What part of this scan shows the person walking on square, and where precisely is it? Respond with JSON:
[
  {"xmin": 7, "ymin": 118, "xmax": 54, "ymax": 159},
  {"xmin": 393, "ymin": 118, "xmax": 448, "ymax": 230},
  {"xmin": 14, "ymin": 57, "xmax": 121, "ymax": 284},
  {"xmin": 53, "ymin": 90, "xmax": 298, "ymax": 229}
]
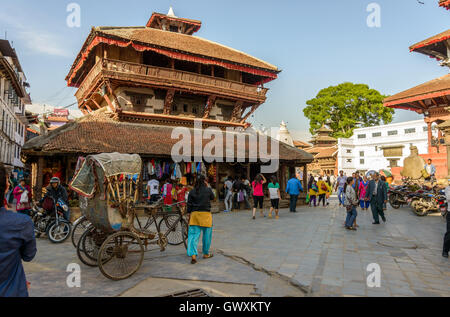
[
  {"xmin": 309, "ymin": 179, "xmax": 318, "ymax": 207},
  {"xmin": 344, "ymin": 177, "xmax": 358, "ymax": 231},
  {"xmin": 365, "ymin": 172, "xmax": 387, "ymax": 224},
  {"xmin": 223, "ymin": 177, "xmax": 233, "ymax": 212},
  {"xmin": 286, "ymin": 174, "xmax": 303, "ymax": 212},
  {"xmin": 186, "ymin": 175, "xmax": 215, "ymax": 264},
  {"xmin": 358, "ymin": 175, "xmax": 370, "ymax": 210},
  {"xmin": 0, "ymin": 163, "xmax": 37, "ymax": 297},
  {"xmin": 317, "ymin": 177, "xmax": 329, "ymax": 207},
  {"xmin": 443, "ymin": 180, "xmax": 450, "ymax": 258},
  {"xmin": 335, "ymin": 170, "xmax": 347, "ymax": 206},
  {"xmin": 241, "ymin": 176, "xmax": 251, "ymax": 209},
  {"xmin": 13, "ymin": 179, "xmax": 32, "ymax": 216},
  {"xmin": 268, "ymin": 175, "xmax": 281, "ymax": 219},
  {"xmin": 252, "ymin": 174, "xmax": 266, "ymax": 219},
  {"xmin": 380, "ymin": 175, "xmax": 389, "ymax": 211}
]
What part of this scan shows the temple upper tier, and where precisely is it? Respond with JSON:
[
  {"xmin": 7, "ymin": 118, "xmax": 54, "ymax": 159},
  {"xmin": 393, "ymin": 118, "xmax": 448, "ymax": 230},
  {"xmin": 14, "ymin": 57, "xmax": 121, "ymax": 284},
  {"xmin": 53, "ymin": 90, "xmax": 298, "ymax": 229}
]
[{"xmin": 65, "ymin": 9, "xmax": 280, "ymax": 127}]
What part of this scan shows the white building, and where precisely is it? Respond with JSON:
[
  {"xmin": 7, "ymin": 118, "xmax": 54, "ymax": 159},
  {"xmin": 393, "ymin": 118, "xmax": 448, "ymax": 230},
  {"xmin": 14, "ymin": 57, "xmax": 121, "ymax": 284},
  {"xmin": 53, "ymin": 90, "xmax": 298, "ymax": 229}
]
[
  {"xmin": 337, "ymin": 120, "xmax": 437, "ymax": 175},
  {"xmin": 0, "ymin": 40, "xmax": 30, "ymax": 171}
]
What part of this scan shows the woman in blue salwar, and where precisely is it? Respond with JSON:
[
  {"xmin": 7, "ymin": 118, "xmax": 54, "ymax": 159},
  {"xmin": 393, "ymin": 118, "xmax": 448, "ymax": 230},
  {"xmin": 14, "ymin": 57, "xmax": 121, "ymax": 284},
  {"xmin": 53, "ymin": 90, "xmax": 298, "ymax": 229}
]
[
  {"xmin": 186, "ymin": 175, "xmax": 215, "ymax": 264},
  {"xmin": 0, "ymin": 163, "xmax": 37, "ymax": 297}
]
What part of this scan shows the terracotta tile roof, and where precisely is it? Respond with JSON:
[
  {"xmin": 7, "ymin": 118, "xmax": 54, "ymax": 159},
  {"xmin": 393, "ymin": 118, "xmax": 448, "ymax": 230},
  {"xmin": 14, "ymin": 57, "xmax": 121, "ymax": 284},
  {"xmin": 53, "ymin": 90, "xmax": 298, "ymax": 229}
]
[
  {"xmin": 439, "ymin": 0, "xmax": 450, "ymax": 9},
  {"xmin": 409, "ymin": 29, "xmax": 450, "ymax": 52},
  {"xmin": 46, "ymin": 116, "xmax": 70, "ymax": 123},
  {"xmin": 67, "ymin": 26, "xmax": 280, "ymax": 85},
  {"xmin": 99, "ymin": 27, "xmax": 279, "ymax": 71},
  {"xmin": 384, "ymin": 74, "xmax": 450, "ymax": 110},
  {"xmin": 293, "ymin": 140, "xmax": 311, "ymax": 147},
  {"xmin": 23, "ymin": 108, "xmax": 313, "ymax": 163},
  {"xmin": 305, "ymin": 146, "xmax": 338, "ymax": 159}
]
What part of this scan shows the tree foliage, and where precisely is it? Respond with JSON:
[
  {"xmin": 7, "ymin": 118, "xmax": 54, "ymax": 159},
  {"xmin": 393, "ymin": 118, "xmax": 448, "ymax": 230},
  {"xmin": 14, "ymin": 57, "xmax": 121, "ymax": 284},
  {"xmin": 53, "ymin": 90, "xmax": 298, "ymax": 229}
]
[{"xmin": 303, "ymin": 83, "xmax": 394, "ymax": 138}]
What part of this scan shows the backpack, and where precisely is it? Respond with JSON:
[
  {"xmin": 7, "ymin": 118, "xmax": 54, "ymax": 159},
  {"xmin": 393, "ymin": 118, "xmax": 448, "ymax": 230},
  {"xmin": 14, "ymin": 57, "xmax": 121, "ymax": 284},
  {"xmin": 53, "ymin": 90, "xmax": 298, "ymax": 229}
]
[{"xmin": 321, "ymin": 182, "xmax": 328, "ymax": 192}]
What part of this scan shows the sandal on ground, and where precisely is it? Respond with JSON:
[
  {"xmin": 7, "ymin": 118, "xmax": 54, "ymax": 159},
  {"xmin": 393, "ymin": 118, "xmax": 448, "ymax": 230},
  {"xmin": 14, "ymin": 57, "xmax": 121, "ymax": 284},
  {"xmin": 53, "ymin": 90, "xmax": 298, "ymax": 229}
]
[
  {"xmin": 191, "ymin": 258, "xmax": 197, "ymax": 264},
  {"xmin": 203, "ymin": 254, "xmax": 214, "ymax": 259}
]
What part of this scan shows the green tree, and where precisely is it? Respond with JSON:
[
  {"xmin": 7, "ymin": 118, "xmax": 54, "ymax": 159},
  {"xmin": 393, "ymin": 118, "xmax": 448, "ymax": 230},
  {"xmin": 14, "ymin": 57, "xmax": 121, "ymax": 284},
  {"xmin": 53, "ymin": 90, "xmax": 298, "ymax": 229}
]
[{"xmin": 303, "ymin": 82, "xmax": 394, "ymax": 138}]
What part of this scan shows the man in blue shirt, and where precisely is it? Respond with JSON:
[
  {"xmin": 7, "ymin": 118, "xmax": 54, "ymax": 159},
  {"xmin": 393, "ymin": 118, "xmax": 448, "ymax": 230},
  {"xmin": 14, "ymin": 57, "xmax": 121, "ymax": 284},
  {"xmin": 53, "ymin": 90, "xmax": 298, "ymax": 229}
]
[
  {"xmin": 286, "ymin": 174, "xmax": 303, "ymax": 213},
  {"xmin": 0, "ymin": 163, "xmax": 37, "ymax": 297}
]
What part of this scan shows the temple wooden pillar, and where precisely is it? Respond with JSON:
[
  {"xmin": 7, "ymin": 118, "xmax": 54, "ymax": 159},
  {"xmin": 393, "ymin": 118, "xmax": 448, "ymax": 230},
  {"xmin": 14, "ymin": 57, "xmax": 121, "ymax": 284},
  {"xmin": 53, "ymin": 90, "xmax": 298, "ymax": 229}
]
[
  {"xmin": 36, "ymin": 156, "xmax": 44, "ymax": 201},
  {"xmin": 303, "ymin": 164, "xmax": 308, "ymax": 191},
  {"xmin": 427, "ymin": 121, "xmax": 433, "ymax": 152}
]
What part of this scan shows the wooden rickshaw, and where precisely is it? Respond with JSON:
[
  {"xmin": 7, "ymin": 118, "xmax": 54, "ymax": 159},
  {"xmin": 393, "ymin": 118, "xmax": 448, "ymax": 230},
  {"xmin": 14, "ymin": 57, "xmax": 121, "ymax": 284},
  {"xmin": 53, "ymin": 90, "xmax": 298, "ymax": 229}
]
[{"xmin": 69, "ymin": 153, "xmax": 188, "ymax": 280}]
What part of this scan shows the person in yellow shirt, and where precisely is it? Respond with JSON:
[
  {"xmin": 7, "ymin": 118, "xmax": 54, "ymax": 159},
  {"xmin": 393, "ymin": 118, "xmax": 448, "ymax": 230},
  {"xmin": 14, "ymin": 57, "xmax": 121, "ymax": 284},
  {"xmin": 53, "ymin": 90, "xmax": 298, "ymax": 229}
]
[
  {"xmin": 317, "ymin": 177, "xmax": 331, "ymax": 207},
  {"xmin": 309, "ymin": 180, "xmax": 318, "ymax": 207}
]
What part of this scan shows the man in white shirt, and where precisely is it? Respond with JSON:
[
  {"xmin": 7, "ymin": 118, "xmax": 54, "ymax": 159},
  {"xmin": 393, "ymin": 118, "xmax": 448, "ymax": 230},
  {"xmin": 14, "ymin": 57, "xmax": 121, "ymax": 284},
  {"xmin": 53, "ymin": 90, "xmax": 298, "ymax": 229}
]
[
  {"xmin": 224, "ymin": 177, "xmax": 234, "ymax": 212},
  {"xmin": 147, "ymin": 177, "xmax": 160, "ymax": 203}
]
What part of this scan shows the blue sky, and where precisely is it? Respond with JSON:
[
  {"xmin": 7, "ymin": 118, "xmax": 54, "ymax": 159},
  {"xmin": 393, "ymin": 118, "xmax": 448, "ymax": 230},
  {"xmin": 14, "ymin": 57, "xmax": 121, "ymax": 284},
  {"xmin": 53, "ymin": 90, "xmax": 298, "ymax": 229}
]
[{"xmin": 0, "ymin": 0, "xmax": 448, "ymax": 137}]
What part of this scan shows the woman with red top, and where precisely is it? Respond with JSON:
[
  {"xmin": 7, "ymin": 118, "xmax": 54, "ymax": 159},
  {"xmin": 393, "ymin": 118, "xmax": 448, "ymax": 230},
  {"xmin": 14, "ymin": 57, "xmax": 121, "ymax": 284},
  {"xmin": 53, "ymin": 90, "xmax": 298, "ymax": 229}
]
[
  {"xmin": 12, "ymin": 179, "xmax": 32, "ymax": 216},
  {"xmin": 161, "ymin": 179, "xmax": 173, "ymax": 206},
  {"xmin": 251, "ymin": 174, "xmax": 267, "ymax": 220}
]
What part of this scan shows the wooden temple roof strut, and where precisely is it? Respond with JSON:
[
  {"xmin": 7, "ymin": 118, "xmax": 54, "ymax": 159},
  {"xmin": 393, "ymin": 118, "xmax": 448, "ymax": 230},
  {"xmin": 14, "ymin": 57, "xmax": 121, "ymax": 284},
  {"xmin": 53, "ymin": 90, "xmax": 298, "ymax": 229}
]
[
  {"xmin": 203, "ymin": 95, "xmax": 217, "ymax": 119},
  {"xmin": 230, "ymin": 100, "xmax": 244, "ymax": 123},
  {"xmin": 240, "ymin": 104, "xmax": 258, "ymax": 124},
  {"xmin": 164, "ymin": 89, "xmax": 175, "ymax": 115}
]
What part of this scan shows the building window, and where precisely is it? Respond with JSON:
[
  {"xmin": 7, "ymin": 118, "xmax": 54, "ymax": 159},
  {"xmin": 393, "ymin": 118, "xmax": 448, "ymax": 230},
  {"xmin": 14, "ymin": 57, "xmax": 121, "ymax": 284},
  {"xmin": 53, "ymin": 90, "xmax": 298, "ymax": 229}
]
[
  {"xmin": 360, "ymin": 159, "xmax": 365, "ymax": 164},
  {"xmin": 357, "ymin": 134, "xmax": 366, "ymax": 139},
  {"xmin": 346, "ymin": 159, "xmax": 352, "ymax": 163},
  {"xmin": 360, "ymin": 151, "xmax": 364, "ymax": 157},
  {"xmin": 172, "ymin": 104, "xmax": 178, "ymax": 112},
  {"xmin": 423, "ymin": 126, "xmax": 428, "ymax": 132},
  {"xmin": 388, "ymin": 130, "xmax": 398, "ymax": 136},
  {"xmin": 346, "ymin": 149, "xmax": 352, "ymax": 154},
  {"xmin": 192, "ymin": 106, "xmax": 198, "ymax": 114},
  {"xmin": 372, "ymin": 132, "xmax": 381, "ymax": 137},
  {"xmin": 405, "ymin": 128, "xmax": 416, "ymax": 134},
  {"xmin": 183, "ymin": 104, "xmax": 188, "ymax": 112}
]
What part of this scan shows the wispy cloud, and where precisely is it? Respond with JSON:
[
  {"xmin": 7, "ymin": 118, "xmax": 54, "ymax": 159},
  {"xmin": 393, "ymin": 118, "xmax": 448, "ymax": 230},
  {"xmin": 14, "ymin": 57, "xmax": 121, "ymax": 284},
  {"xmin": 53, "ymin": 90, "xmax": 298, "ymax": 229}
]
[
  {"xmin": 0, "ymin": 11, "xmax": 71, "ymax": 57},
  {"xmin": 16, "ymin": 30, "xmax": 71, "ymax": 57}
]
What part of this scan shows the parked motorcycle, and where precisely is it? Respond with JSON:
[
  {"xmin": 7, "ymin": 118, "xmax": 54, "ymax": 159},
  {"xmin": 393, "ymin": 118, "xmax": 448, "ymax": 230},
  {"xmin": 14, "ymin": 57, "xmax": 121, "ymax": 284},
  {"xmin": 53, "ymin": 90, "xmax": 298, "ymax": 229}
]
[
  {"xmin": 31, "ymin": 197, "xmax": 72, "ymax": 243},
  {"xmin": 408, "ymin": 189, "xmax": 445, "ymax": 217},
  {"xmin": 388, "ymin": 185, "xmax": 410, "ymax": 209}
]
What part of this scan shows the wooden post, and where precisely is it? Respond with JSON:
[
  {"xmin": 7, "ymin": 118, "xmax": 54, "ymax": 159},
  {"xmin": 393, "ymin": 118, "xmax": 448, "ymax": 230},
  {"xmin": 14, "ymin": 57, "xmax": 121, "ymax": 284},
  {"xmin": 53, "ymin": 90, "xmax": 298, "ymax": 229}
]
[
  {"xmin": 36, "ymin": 156, "xmax": 44, "ymax": 201},
  {"xmin": 303, "ymin": 164, "xmax": 308, "ymax": 192},
  {"xmin": 215, "ymin": 162, "xmax": 220, "ymax": 202}
]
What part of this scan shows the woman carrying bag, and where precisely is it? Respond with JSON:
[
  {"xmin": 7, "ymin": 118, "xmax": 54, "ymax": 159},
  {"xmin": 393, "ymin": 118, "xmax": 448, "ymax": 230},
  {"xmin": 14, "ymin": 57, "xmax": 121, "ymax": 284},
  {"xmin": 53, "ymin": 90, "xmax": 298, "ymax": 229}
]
[{"xmin": 13, "ymin": 179, "xmax": 32, "ymax": 216}]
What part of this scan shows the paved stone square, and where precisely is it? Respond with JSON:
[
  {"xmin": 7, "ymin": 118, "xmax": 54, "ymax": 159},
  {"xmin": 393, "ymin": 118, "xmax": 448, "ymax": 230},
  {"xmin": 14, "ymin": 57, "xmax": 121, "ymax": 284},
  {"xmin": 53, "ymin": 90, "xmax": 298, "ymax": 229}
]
[{"xmin": 23, "ymin": 198, "xmax": 450, "ymax": 297}]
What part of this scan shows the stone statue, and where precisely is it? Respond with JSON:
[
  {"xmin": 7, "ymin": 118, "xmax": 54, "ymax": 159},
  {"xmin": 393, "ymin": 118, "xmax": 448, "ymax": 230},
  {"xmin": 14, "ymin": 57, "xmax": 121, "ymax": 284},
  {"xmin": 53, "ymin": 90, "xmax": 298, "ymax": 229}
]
[{"xmin": 400, "ymin": 146, "xmax": 425, "ymax": 180}]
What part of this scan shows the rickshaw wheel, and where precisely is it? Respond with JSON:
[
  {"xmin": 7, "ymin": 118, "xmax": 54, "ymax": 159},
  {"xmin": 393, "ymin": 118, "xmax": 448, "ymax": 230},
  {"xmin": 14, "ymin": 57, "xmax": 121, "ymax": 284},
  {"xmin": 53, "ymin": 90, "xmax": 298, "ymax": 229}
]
[
  {"xmin": 158, "ymin": 216, "xmax": 188, "ymax": 247},
  {"xmin": 72, "ymin": 216, "xmax": 91, "ymax": 248},
  {"xmin": 76, "ymin": 226, "xmax": 99, "ymax": 267},
  {"xmin": 98, "ymin": 231, "xmax": 144, "ymax": 281}
]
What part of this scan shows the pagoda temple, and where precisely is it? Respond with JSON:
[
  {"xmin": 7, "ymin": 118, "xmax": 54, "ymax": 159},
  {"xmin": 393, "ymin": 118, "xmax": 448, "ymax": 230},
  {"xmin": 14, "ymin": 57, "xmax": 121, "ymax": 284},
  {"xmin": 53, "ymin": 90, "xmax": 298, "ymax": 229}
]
[
  {"xmin": 304, "ymin": 125, "xmax": 338, "ymax": 176},
  {"xmin": 23, "ymin": 8, "xmax": 313, "ymax": 207},
  {"xmin": 383, "ymin": 1, "xmax": 449, "ymax": 179}
]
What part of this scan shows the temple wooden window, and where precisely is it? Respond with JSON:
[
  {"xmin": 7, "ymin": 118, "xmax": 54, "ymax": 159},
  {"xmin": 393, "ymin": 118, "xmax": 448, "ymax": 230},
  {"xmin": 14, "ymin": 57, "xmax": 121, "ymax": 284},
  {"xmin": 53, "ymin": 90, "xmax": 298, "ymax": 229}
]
[
  {"xmin": 172, "ymin": 104, "xmax": 178, "ymax": 112},
  {"xmin": 214, "ymin": 66, "xmax": 225, "ymax": 79},
  {"xmin": 360, "ymin": 151, "xmax": 364, "ymax": 157},
  {"xmin": 242, "ymin": 72, "xmax": 263, "ymax": 85},
  {"xmin": 169, "ymin": 25, "xmax": 179, "ymax": 33},
  {"xmin": 143, "ymin": 51, "xmax": 170, "ymax": 68},
  {"xmin": 192, "ymin": 105, "xmax": 199, "ymax": 114},
  {"xmin": 346, "ymin": 149, "xmax": 352, "ymax": 154},
  {"xmin": 174, "ymin": 60, "xmax": 198, "ymax": 73},
  {"xmin": 183, "ymin": 104, "xmax": 188, "ymax": 112},
  {"xmin": 201, "ymin": 65, "xmax": 212, "ymax": 76}
]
